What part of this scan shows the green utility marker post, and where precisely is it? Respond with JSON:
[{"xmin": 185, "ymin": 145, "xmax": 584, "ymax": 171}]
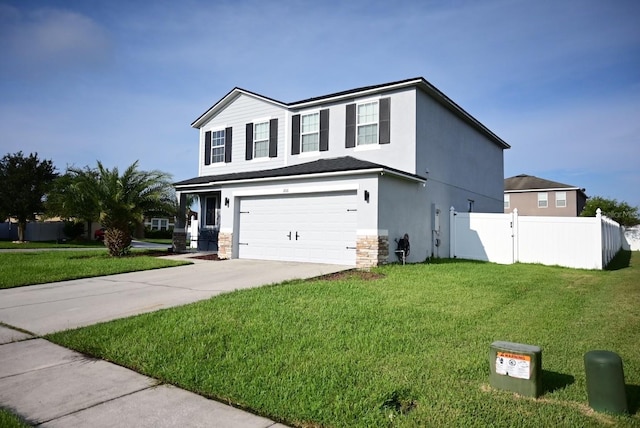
[
  {"xmin": 489, "ymin": 341, "xmax": 542, "ymax": 398},
  {"xmin": 584, "ymin": 350, "xmax": 628, "ymax": 414}
]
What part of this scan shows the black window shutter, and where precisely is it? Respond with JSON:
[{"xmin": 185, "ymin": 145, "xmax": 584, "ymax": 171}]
[
  {"xmin": 224, "ymin": 127, "xmax": 232, "ymax": 163},
  {"xmin": 345, "ymin": 103, "xmax": 356, "ymax": 148},
  {"xmin": 379, "ymin": 97, "xmax": 390, "ymax": 144},
  {"xmin": 319, "ymin": 109, "xmax": 329, "ymax": 151},
  {"xmin": 204, "ymin": 131, "xmax": 212, "ymax": 165},
  {"xmin": 269, "ymin": 118, "xmax": 278, "ymax": 158},
  {"xmin": 291, "ymin": 114, "xmax": 300, "ymax": 155},
  {"xmin": 245, "ymin": 123, "xmax": 253, "ymax": 160}
]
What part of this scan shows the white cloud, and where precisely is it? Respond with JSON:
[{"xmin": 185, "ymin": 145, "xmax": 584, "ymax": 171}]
[{"xmin": 0, "ymin": 4, "xmax": 113, "ymax": 79}]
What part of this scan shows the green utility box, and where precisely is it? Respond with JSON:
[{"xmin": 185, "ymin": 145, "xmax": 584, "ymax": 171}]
[{"xmin": 489, "ymin": 341, "xmax": 542, "ymax": 398}]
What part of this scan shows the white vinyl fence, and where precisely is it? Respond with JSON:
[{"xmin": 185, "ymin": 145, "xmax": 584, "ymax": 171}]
[
  {"xmin": 0, "ymin": 222, "xmax": 66, "ymax": 242},
  {"xmin": 449, "ymin": 208, "xmax": 623, "ymax": 270}
]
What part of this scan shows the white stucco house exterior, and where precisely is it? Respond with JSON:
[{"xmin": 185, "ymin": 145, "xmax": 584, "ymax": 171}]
[{"xmin": 173, "ymin": 77, "xmax": 510, "ymax": 267}]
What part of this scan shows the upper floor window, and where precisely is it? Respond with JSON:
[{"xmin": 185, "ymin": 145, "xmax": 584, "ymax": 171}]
[
  {"xmin": 211, "ymin": 130, "xmax": 225, "ymax": 163},
  {"xmin": 204, "ymin": 127, "xmax": 232, "ymax": 165},
  {"xmin": 556, "ymin": 191, "xmax": 567, "ymax": 208},
  {"xmin": 345, "ymin": 98, "xmax": 389, "ymax": 148},
  {"xmin": 253, "ymin": 122, "xmax": 269, "ymax": 158},
  {"xmin": 538, "ymin": 192, "xmax": 548, "ymax": 208},
  {"xmin": 301, "ymin": 113, "xmax": 320, "ymax": 152},
  {"xmin": 357, "ymin": 101, "xmax": 379, "ymax": 145},
  {"xmin": 504, "ymin": 194, "xmax": 510, "ymax": 209},
  {"xmin": 246, "ymin": 119, "xmax": 277, "ymax": 160}
]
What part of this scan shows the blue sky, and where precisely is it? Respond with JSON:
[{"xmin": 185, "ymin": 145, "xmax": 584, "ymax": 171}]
[{"xmin": 1, "ymin": 0, "xmax": 639, "ymax": 208}]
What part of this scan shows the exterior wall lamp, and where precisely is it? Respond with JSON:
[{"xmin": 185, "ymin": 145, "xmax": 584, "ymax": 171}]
[
  {"xmin": 364, "ymin": 190, "xmax": 370, "ymax": 203},
  {"xmin": 225, "ymin": 197, "xmax": 230, "ymax": 207}
]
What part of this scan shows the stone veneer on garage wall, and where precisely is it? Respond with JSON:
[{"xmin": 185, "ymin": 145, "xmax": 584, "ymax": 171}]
[
  {"xmin": 356, "ymin": 235, "xmax": 389, "ymax": 268},
  {"xmin": 217, "ymin": 232, "xmax": 233, "ymax": 259},
  {"xmin": 215, "ymin": 232, "xmax": 388, "ymax": 266}
]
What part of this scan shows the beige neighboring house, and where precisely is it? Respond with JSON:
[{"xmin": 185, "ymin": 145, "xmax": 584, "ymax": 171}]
[
  {"xmin": 504, "ymin": 174, "xmax": 588, "ymax": 216},
  {"xmin": 144, "ymin": 217, "xmax": 175, "ymax": 231}
]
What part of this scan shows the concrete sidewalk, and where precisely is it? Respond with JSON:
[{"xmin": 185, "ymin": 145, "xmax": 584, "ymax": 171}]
[
  {"xmin": 0, "ymin": 330, "xmax": 287, "ymax": 427},
  {"xmin": 0, "ymin": 257, "xmax": 351, "ymax": 426}
]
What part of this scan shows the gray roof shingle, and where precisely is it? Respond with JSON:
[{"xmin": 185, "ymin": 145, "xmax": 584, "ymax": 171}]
[
  {"xmin": 504, "ymin": 174, "xmax": 580, "ymax": 191},
  {"xmin": 174, "ymin": 156, "xmax": 425, "ymax": 187}
]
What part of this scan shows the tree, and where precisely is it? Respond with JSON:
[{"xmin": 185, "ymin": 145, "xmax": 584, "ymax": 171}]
[
  {"xmin": 70, "ymin": 161, "xmax": 175, "ymax": 256},
  {"xmin": 45, "ymin": 166, "xmax": 100, "ymax": 238},
  {"xmin": 0, "ymin": 152, "xmax": 57, "ymax": 241},
  {"xmin": 580, "ymin": 196, "xmax": 640, "ymax": 227},
  {"xmin": 45, "ymin": 167, "xmax": 102, "ymax": 239}
]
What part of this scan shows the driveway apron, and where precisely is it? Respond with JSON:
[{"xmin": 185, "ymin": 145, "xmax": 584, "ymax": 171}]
[{"xmin": 0, "ymin": 258, "xmax": 350, "ymax": 335}]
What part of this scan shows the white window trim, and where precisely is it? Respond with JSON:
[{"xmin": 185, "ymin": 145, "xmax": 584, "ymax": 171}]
[
  {"xmin": 356, "ymin": 100, "xmax": 379, "ymax": 146},
  {"xmin": 504, "ymin": 194, "xmax": 510, "ymax": 209},
  {"xmin": 211, "ymin": 128, "xmax": 226, "ymax": 164},
  {"xmin": 150, "ymin": 218, "xmax": 169, "ymax": 231},
  {"xmin": 300, "ymin": 111, "xmax": 320, "ymax": 153},
  {"xmin": 253, "ymin": 120, "xmax": 270, "ymax": 159},
  {"xmin": 538, "ymin": 192, "xmax": 548, "ymax": 208},
  {"xmin": 556, "ymin": 191, "xmax": 567, "ymax": 208}
]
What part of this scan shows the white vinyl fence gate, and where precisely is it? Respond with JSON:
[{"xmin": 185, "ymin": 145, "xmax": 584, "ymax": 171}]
[{"xmin": 449, "ymin": 208, "xmax": 623, "ymax": 270}]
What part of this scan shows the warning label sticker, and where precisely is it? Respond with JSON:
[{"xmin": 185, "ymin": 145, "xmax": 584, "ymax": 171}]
[{"xmin": 495, "ymin": 352, "xmax": 531, "ymax": 380}]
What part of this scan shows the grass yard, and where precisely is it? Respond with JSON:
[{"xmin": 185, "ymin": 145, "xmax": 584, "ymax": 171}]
[
  {"xmin": 0, "ymin": 250, "xmax": 190, "ymax": 289},
  {"xmin": 47, "ymin": 252, "xmax": 640, "ymax": 427},
  {"xmin": 140, "ymin": 238, "xmax": 173, "ymax": 245},
  {"xmin": 0, "ymin": 408, "xmax": 30, "ymax": 428},
  {"xmin": 0, "ymin": 240, "xmax": 105, "ymax": 249}
]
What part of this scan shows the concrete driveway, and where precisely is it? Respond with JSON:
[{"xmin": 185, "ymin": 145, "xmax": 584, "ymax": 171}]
[{"xmin": 0, "ymin": 257, "xmax": 351, "ymax": 335}]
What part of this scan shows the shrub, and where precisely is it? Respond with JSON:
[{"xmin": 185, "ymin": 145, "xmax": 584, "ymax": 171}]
[
  {"xmin": 63, "ymin": 221, "xmax": 85, "ymax": 240},
  {"xmin": 144, "ymin": 227, "xmax": 173, "ymax": 239}
]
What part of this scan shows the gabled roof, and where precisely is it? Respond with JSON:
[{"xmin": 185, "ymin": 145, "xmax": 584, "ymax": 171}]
[
  {"xmin": 174, "ymin": 156, "xmax": 426, "ymax": 189},
  {"xmin": 505, "ymin": 174, "xmax": 585, "ymax": 193},
  {"xmin": 191, "ymin": 77, "xmax": 510, "ymax": 150}
]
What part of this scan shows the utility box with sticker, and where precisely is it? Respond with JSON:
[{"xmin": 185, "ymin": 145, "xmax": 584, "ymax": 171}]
[{"xmin": 489, "ymin": 341, "xmax": 542, "ymax": 398}]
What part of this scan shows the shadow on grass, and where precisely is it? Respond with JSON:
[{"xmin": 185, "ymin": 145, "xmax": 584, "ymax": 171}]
[
  {"xmin": 423, "ymin": 257, "xmax": 488, "ymax": 265},
  {"xmin": 605, "ymin": 250, "xmax": 631, "ymax": 271},
  {"xmin": 626, "ymin": 383, "xmax": 640, "ymax": 415},
  {"xmin": 543, "ymin": 370, "xmax": 575, "ymax": 394}
]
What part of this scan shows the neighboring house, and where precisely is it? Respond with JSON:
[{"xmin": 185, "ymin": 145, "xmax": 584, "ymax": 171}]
[
  {"xmin": 174, "ymin": 77, "xmax": 510, "ymax": 267},
  {"xmin": 504, "ymin": 174, "xmax": 587, "ymax": 216},
  {"xmin": 144, "ymin": 217, "xmax": 175, "ymax": 231}
]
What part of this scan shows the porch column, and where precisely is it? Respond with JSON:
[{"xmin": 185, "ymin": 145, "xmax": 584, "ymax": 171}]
[{"xmin": 172, "ymin": 192, "xmax": 188, "ymax": 253}]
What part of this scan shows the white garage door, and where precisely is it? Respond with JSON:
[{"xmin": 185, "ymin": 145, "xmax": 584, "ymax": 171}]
[{"xmin": 238, "ymin": 191, "xmax": 357, "ymax": 265}]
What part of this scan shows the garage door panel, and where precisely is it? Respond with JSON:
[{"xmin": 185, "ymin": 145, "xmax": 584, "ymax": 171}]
[{"xmin": 238, "ymin": 191, "xmax": 356, "ymax": 265}]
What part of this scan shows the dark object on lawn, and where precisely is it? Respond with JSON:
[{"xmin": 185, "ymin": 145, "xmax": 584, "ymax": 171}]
[
  {"xmin": 395, "ymin": 233, "xmax": 410, "ymax": 264},
  {"xmin": 94, "ymin": 228, "xmax": 105, "ymax": 241},
  {"xmin": 584, "ymin": 350, "xmax": 628, "ymax": 414}
]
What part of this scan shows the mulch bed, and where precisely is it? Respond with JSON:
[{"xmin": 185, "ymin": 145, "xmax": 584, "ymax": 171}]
[
  {"xmin": 189, "ymin": 253, "xmax": 222, "ymax": 261},
  {"xmin": 319, "ymin": 270, "xmax": 385, "ymax": 281}
]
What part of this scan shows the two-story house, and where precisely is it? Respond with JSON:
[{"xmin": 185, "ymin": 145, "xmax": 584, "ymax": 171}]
[
  {"xmin": 173, "ymin": 77, "xmax": 510, "ymax": 267},
  {"xmin": 504, "ymin": 174, "xmax": 587, "ymax": 217}
]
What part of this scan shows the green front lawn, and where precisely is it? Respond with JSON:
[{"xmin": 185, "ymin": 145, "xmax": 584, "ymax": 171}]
[
  {"xmin": 0, "ymin": 250, "xmax": 190, "ymax": 289},
  {"xmin": 0, "ymin": 240, "xmax": 105, "ymax": 249},
  {"xmin": 48, "ymin": 253, "xmax": 640, "ymax": 427},
  {"xmin": 0, "ymin": 408, "xmax": 30, "ymax": 428}
]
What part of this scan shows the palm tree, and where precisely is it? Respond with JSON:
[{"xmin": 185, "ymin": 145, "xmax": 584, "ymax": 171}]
[
  {"xmin": 71, "ymin": 161, "xmax": 175, "ymax": 256},
  {"xmin": 45, "ymin": 167, "xmax": 101, "ymax": 239}
]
